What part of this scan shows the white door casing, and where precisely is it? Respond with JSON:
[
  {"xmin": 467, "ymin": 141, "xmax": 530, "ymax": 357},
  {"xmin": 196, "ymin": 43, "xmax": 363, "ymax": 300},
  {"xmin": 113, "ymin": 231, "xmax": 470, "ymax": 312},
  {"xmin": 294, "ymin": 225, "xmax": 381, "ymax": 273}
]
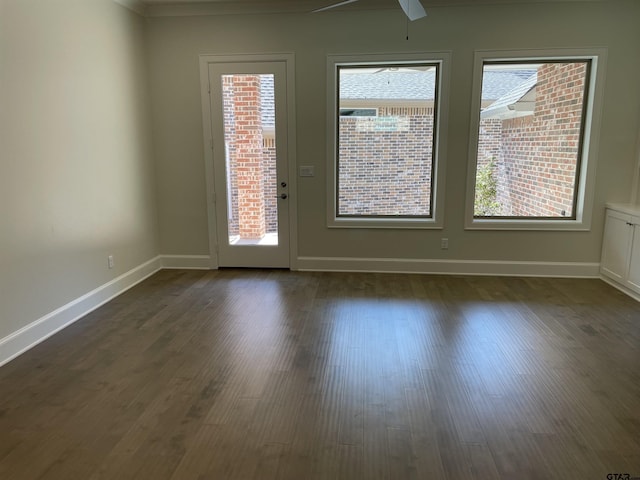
[{"xmin": 199, "ymin": 54, "xmax": 297, "ymax": 269}]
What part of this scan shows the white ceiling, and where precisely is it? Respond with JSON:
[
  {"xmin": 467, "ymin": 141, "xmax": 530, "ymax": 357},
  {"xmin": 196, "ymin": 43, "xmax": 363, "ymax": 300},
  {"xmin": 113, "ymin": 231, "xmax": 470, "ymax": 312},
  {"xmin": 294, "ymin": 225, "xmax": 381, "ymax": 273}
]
[
  {"xmin": 118, "ymin": 0, "xmax": 603, "ymax": 17},
  {"xmin": 140, "ymin": 0, "xmax": 598, "ymax": 4}
]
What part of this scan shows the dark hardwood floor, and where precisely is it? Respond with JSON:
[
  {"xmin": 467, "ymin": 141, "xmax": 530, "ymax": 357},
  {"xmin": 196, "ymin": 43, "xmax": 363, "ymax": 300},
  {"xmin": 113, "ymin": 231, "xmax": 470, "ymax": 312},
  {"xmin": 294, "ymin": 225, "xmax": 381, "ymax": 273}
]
[{"xmin": 1, "ymin": 269, "xmax": 639, "ymax": 479}]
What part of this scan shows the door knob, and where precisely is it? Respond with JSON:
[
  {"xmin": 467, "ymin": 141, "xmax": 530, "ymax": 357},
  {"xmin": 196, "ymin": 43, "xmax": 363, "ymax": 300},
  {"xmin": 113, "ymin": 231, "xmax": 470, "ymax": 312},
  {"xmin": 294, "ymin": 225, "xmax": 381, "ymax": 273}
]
[{"xmin": 278, "ymin": 193, "xmax": 288, "ymax": 199}]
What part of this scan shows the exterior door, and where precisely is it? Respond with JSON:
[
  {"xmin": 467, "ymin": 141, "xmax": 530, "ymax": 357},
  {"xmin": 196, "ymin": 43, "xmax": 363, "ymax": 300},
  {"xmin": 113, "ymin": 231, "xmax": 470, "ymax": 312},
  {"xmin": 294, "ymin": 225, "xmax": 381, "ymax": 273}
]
[{"xmin": 206, "ymin": 61, "xmax": 290, "ymax": 268}]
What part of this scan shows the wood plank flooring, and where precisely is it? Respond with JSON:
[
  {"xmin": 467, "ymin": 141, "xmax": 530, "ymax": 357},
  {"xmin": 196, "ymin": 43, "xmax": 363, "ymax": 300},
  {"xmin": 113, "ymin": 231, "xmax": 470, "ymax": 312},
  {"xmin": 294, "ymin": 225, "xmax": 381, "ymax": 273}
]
[{"xmin": 1, "ymin": 269, "xmax": 639, "ymax": 479}]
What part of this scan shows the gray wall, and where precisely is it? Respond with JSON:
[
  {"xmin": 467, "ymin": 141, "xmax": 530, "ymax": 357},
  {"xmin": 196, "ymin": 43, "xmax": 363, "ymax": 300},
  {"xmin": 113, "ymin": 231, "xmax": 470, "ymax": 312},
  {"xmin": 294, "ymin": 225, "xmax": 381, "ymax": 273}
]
[
  {"xmin": 0, "ymin": 0, "xmax": 159, "ymax": 339},
  {"xmin": 148, "ymin": 1, "xmax": 640, "ymax": 263}
]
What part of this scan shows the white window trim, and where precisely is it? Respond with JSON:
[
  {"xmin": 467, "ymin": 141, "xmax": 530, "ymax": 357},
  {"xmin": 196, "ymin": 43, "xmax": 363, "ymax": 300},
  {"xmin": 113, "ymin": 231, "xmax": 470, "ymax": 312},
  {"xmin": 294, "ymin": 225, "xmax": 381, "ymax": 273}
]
[
  {"xmin": 326, "ymin": 52, "xmax": 450, "ymax": 229},
  {"xmin": 464, "ymin": 48, "xmax": 607, "ymax": 231}
]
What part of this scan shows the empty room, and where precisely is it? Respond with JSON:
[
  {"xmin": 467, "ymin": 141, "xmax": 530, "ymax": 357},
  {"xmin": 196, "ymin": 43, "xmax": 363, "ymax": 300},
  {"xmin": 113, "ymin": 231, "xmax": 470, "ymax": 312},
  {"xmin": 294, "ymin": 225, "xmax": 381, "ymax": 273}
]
[{"xmin": 1, "ymin": 0, "xmax": 639, "ymax": 478}]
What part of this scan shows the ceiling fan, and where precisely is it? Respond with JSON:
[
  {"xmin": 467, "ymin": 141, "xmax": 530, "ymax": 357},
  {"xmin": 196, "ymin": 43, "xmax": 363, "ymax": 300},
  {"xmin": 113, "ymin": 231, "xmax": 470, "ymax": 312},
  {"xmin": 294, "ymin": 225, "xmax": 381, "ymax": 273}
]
[{"xmin": 313, "ymin": 0, "xmax": 427, "ymax": 21}]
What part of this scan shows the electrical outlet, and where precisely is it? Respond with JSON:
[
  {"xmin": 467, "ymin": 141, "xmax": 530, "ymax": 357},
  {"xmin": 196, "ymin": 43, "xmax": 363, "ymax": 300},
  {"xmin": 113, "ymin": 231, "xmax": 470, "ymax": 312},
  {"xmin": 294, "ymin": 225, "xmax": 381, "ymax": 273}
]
[
  {"xmin": 108, "ymin": 255, "xmax": 114, "ymax": 269},
  {"xmin": 440, "ymin": 238, "xmax": 449, "ymax": 250}
]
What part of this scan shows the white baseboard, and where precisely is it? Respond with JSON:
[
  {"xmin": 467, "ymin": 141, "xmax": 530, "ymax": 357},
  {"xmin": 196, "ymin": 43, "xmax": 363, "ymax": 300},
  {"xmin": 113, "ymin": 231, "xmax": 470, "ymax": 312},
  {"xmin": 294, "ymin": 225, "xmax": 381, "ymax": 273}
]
[
  {"xmin": 600, "ymin": 275, "xmax": 640, "ymax": 302},
  {"xmin": 160, "ymin": 255, "xmax": 212, "ymax": 270},
  {"xmin": 296, "ymin": 256, "xmax": 600, "ymax": 278},
  {"xmin": 0, "ymin": 256, "xmax": 162, "ymax": 368}
]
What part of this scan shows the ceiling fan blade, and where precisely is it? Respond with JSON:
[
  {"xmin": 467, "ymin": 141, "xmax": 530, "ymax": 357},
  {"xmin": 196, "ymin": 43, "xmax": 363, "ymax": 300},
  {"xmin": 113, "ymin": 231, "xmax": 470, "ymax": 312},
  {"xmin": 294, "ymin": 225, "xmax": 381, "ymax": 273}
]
[
  {"xmin": 312, "ymin": 0, "xmax": 359, "ymax": 13},
  {"xmin": 397, "ymin": 0, "xmax": 426, "ymax": 21}
]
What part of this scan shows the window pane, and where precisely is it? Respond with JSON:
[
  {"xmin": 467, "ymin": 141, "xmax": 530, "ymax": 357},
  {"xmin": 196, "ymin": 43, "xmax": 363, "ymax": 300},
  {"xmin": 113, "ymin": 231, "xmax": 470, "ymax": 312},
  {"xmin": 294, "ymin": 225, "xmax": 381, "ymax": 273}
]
[
  {"xmin": 474, "ymin": 61, "xmax": 590, "ymax": 218},
  {"xmin": 337, "ymin": 64, "xmax": 437, "ymax": 217},
  {"xmin": 222, "ymin": 74, "xmax": 278, "ymax": 245}
]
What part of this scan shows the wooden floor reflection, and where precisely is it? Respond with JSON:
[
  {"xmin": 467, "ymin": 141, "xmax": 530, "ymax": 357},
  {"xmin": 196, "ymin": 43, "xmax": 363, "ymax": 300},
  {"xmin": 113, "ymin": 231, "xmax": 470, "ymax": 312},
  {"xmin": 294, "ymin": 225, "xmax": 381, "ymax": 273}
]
[{"xmin": 1, "ymin": 269, "xmax": 639, "ymax": 479}]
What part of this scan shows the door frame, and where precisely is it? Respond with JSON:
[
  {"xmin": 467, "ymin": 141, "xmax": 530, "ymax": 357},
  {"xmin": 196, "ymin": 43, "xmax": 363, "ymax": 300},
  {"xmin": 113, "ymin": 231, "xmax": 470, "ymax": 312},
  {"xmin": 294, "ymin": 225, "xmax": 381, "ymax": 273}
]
[{"xmin": 199, "ymin": 53, "xmax": 298, "ymax": 269}]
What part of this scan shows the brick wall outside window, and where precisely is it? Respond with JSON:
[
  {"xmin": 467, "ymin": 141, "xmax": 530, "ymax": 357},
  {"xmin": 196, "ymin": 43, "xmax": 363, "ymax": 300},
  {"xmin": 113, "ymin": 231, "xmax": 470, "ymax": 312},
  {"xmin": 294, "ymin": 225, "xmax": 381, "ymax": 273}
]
[
  {"xmin": 478, "ymin": 119, "xmax": 502, "ymax": 168},
  {"xmin": 482, "ymin": 62, "xmax": 587, "ymax": 217},
  {"xmin": 262, "ymin": 138, "xmax": 277, "ymax": 233},
  {"xmin": 337, "ymin": 107, "xmax": 434, "ymax": 216}
]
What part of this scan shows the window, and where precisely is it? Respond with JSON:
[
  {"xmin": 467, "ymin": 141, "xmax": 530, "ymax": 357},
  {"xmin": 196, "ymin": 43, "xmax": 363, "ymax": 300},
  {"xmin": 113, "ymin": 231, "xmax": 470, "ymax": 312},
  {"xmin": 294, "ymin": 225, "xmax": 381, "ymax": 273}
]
[
  {"xmin": 327, "ymin": 54, "xmax": 450, "ymax": 229},
  {"xmin": 466, "ymin": 49, "xmax": 606, "ymax": 230}
]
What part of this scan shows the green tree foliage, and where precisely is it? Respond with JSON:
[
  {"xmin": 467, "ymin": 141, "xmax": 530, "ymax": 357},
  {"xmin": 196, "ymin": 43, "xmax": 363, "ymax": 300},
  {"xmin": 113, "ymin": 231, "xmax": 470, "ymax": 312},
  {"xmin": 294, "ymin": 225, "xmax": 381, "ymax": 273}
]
[{"xmin": 474, "ymin": 158, "xmax": 501, "ymax": 216}]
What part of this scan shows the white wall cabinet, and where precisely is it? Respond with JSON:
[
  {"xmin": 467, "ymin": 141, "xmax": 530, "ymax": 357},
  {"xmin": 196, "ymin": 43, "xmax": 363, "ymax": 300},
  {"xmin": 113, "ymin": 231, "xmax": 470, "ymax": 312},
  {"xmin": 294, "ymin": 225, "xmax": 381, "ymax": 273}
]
[{"xmin": 601, "ymin": 204, "xmax": 640, "ymax": 297}]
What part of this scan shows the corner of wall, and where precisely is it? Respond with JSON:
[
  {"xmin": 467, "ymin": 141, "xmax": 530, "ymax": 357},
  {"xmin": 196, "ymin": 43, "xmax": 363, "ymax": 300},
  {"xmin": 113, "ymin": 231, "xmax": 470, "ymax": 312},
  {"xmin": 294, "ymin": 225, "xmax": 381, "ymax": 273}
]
[
  {"xmin": 112, "ymin": 0, "xmax": 147, "ymax": 16},
  {"xmin": 0, "ymin": 256, "xmax": 162, "ymax": 368}
]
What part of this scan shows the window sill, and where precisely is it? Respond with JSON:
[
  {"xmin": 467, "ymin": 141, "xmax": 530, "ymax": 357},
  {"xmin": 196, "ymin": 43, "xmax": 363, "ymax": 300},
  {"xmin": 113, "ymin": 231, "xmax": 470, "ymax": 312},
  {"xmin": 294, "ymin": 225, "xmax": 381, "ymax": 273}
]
[
  {"xmin": 465, "ymin": 218, "xmax": 590, "ymax": 231},
  {"xmin": 329, "ymin": 217, "xmax": 443, "ymax": 229}
]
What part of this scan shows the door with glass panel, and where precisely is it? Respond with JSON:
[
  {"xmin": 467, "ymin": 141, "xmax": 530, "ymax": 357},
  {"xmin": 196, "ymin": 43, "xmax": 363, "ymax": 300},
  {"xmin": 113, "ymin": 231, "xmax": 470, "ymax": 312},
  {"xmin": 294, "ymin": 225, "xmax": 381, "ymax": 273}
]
[{"xmin": 207, "ymin": 62, "xmax": 290, "ymax": 267}]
